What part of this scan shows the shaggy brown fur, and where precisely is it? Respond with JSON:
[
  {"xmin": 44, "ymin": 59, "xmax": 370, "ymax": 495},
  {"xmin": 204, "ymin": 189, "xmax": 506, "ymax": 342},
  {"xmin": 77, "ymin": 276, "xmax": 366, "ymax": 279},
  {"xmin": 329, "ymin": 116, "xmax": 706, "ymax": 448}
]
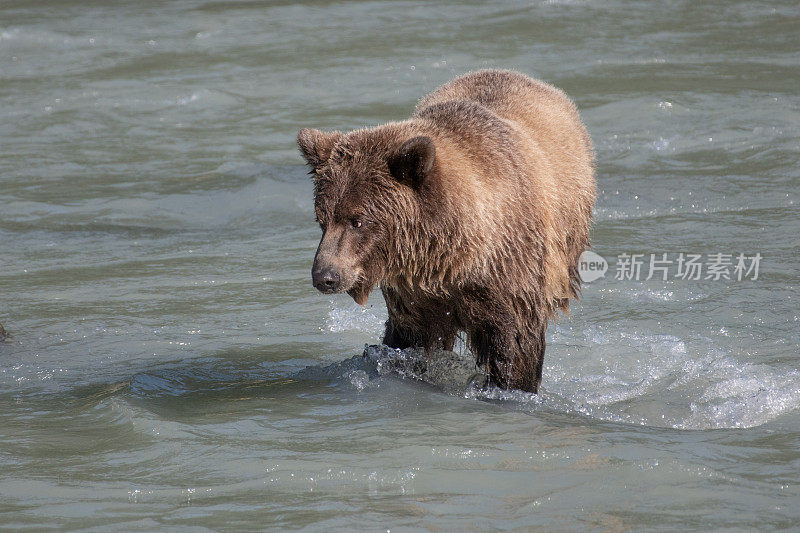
[{"xmin": 298, "ymin": 69, "xmax": 595, "ymax": 393}]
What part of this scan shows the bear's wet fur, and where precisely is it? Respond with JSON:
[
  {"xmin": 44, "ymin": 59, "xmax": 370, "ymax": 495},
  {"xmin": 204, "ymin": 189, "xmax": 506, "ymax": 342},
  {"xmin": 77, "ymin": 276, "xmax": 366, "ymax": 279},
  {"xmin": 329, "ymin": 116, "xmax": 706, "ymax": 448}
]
[{"xmin": 298, "ymin": 69, "xmax": 596, "ymax": 393}]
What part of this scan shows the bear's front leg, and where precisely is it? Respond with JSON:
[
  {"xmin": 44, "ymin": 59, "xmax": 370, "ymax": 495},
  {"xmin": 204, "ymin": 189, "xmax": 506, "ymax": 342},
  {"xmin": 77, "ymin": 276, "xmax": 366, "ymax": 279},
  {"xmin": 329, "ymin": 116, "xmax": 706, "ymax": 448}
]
[
  {"xmin": 381, "ymin": 285, "xmax": 419, "ymax": 349},
  {"xmin": 382, "ymin": 314, "xmax": 458, "ymax": 352},
  {"xmin": 465, "ymin": 302, "xmax": 546, "ymax": 393},
  {"xmin": 381, "ymin": 285, "xmax": 457, "ymax": 351},
  {"xmin": 382, "ymin": 317, "xmax": 417, "ymax": 350}
]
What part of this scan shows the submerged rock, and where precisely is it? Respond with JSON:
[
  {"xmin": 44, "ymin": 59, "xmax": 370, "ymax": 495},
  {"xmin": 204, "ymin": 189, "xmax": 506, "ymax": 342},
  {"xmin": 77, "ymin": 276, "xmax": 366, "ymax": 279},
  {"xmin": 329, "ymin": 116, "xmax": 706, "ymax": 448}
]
[
  {"xmin": 0, "ymin": 322, "xmax": 9, "ymax": 341},
  {"xmin": 363, "ymin": 344, "xmax": 488, "ymax": 395}
]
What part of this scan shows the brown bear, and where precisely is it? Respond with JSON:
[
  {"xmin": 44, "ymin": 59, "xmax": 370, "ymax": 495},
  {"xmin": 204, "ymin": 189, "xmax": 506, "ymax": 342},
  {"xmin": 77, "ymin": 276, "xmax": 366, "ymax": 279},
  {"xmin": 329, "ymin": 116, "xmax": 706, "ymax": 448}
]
[{"xmin": 298, "ymin": 69, "xmax": 595, "ymax": 393}]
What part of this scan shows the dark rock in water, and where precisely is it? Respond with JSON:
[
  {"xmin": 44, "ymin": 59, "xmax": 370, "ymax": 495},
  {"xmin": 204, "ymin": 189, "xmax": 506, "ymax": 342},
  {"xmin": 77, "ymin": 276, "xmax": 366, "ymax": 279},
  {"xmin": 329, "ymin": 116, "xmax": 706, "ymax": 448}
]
[
  {"xmin": 363, "ymin": 344, "xmax": 488, "ymax": 395},
  {"xmin": 0, "ymin": 322, "xmax": 9, "ymax": 341}
]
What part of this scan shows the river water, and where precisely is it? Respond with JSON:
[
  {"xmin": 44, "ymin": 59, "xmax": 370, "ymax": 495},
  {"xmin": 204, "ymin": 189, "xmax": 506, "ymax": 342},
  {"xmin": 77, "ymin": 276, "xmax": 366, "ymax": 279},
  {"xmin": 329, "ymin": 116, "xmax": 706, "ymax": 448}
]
[{"xmin": 1, "ymin": 0, "xmax": 798, "ymax": 530}]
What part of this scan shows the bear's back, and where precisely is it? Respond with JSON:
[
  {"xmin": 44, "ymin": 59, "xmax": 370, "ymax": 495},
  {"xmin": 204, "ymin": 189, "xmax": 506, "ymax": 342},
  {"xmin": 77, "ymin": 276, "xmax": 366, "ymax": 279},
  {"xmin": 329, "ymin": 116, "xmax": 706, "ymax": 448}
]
[
  {"xmin": 412, "ymin": 98, "xmax": 520, "ymax": 171},
  {"xmin": 415, "ymin": 69, "xmax": 593, "ymax": 170}
]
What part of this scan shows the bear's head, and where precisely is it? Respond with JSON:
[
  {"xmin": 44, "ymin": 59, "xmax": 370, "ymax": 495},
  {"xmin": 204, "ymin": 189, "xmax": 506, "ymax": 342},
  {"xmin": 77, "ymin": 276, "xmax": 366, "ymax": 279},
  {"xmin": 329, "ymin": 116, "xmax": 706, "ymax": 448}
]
[{"xmin": 297, "ymin": 127, "xmax": 436, "ymax": 305}]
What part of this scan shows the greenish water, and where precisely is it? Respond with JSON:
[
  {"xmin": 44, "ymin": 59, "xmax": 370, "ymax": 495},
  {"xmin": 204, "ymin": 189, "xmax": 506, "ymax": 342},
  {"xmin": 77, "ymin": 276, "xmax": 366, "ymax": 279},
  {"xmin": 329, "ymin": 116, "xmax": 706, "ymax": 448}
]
[{"xmin": 1, "ymin": 0, "xmax": 798, "ymax": 530}]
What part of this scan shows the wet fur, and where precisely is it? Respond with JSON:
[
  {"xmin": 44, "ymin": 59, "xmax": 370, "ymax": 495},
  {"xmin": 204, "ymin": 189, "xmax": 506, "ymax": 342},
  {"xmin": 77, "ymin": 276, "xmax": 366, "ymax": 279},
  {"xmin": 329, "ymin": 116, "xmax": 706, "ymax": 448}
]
[{"xmin": 299, "ymin": 69, "xmax": 596, "ymax": 393}]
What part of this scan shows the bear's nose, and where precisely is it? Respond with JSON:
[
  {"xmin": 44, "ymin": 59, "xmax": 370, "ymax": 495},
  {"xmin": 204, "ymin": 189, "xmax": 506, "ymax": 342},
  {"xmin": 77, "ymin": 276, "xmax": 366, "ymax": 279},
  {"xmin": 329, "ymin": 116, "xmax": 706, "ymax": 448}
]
[{"xmin": 313, "ymin": 268, "xmax": 340, "ymax": 292}]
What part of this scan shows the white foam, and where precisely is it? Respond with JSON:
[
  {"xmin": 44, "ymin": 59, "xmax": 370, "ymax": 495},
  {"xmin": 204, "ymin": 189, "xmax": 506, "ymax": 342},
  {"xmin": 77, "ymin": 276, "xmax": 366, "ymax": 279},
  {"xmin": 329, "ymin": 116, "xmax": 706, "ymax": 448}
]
[
  {"xmin": 319, "ymin": 301, "xmax": 799, "ymax": 430},
  {"xmin": 309, "ymin": 324, "xmax": 800, "ymax": 430},
  {"xmin": 650, "ymin": 136, "xmax": 674, "ymax": 152},
  {"xmin": 344, "ymin": 369, "xmax": 372, "ymax": 392},
  {"xmin": 324, "ymin": 300, "xmax": 385, "ymax": 336},
  {"xmin": 676, "ymin": 355, "xmax": 800, "ymax": 429},
  {"xmin": 543, "ymin": 326, "xmax": 800, "ymax": 429}
]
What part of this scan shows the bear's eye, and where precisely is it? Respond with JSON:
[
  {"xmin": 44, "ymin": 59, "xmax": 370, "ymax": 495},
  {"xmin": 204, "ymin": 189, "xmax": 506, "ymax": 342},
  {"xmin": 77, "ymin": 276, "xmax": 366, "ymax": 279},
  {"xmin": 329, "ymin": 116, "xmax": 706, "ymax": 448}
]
[{"xmin": 350, "ymin": 218, "xmax": 362, "ymax": 229}]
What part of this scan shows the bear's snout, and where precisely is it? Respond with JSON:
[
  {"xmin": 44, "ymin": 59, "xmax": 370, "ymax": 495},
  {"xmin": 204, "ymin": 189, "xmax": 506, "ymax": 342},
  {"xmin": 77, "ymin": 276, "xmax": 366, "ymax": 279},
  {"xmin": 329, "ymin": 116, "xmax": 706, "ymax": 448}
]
[
  {"xmin": 312, "ymin": 265, "xmax": 342, "ymax": 293},
  {"xmin": 312, "ymin": 225, "xmax": 359, "ymax": 294}
]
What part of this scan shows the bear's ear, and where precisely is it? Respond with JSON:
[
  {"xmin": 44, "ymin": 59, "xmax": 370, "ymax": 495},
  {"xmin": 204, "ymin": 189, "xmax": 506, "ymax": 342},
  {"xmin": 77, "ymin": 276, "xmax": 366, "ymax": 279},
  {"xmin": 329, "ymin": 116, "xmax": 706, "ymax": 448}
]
[
  {"xmin": 297, "ymin": 128, "xmax": 342, "ymax": 169},
  {"xmin": 387, "ymin": 136, "xmax": 435, "ymax": 190}
]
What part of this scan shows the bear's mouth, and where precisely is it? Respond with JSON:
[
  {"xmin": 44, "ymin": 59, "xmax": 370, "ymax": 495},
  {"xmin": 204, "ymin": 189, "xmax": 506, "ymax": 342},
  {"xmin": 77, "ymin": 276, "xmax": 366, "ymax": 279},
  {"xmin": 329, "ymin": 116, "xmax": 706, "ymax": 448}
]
[
  {"xmin": 312, "ymin": 264, "xmax": 356, "ymax": 295},
  {"xmin": 316, "ymin": 285, "xmax": 343, "ymax": 295},
  {"xmin": 311, "ymin": 277, "xmax": 368, "ymax": 305},
  {"xmin": 312, "ymin": 260, "xmax": 373, "ymax": 305},
  {"xmin": 345, "ymin": 278, "xmax": 372, "ymax": 306}
]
